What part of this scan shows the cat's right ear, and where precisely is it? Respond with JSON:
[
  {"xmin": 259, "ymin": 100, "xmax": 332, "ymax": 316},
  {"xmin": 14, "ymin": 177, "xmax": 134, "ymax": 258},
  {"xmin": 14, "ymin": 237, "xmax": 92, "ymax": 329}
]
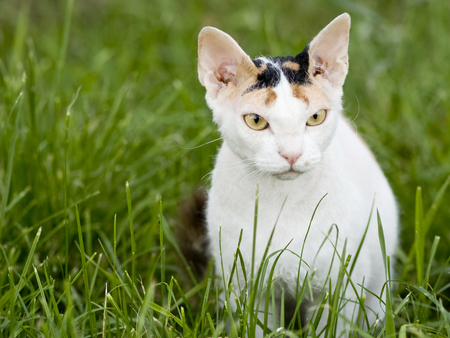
[{"xmin": 198, "ymin": 27, "xmax": 257, "ymax": 98}]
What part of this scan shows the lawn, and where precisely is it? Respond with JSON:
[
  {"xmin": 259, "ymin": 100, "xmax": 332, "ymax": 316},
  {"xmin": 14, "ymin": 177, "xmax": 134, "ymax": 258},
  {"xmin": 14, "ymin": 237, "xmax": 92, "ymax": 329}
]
[{"xmin": 0, "ymin": 0, "xmax": 449, "ymax": 336}]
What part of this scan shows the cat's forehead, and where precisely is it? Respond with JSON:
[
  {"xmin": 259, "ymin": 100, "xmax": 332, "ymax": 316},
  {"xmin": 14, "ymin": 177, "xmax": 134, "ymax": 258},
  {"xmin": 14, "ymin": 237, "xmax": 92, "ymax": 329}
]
[
  {"xmin": 241, "ymin": 81, "xmax": 330, "ymax": 115},
  {"xmin": 239, "ymin": 47, "xmax": 329, "ymax": 109},
  {"xmin": 247, "ymin": 45, "xmax": 311, "ymax": 93}
]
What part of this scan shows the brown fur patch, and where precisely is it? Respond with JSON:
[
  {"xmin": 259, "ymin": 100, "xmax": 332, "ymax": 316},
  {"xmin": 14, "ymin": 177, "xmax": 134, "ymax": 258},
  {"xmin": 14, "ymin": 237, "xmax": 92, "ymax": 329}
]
[
  {"xmin": 176, "ymin": 188, "xmax": 209, "ymax": 279},
  {"xmin": 265, "ymin": 87, "xmax": 277, "ymax": 106},
  {"xmin": 290, "ymin": 84, "xmax": 309, "ymax": 105},
  {"xmin": 290, "ymin": 81, "xmax": 332, "ymax": 109},
  {"xmin": 241, "ymin": 87, "xmax": 278, "ymax": 107},
  {"xmin": 283, "ymin": 61, "xmax": 300, "ymax": 71}
]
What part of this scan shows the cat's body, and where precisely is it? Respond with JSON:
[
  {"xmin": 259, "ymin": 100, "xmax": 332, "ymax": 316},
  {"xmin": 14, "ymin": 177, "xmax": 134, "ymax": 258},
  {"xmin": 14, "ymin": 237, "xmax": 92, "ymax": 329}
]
[{"xmin": 196, "ymin": 13, "xmax": 398, "ymax": 335}]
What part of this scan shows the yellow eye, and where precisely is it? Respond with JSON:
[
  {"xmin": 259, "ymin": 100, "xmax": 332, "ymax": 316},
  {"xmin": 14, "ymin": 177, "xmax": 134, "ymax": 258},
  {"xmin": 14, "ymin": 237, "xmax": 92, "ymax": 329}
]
[
  {"xmin": 306, "ymin": 109, "xmax": 327, "ymax": 126},
  {"xmin": 244, "ymin": 114, "xmax": 269, "ymax": 130}
]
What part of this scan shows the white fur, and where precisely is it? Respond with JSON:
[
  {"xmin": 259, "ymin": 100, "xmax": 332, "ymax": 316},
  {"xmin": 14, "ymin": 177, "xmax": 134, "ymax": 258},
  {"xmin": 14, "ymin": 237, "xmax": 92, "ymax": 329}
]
[{"xmin": 198, "ymin": 13, "xmax": 398, "ymax": 336}]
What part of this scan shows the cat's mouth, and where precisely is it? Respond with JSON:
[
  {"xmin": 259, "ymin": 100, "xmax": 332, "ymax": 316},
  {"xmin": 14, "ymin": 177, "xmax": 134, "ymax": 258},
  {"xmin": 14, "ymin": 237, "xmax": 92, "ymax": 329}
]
[{"xmin": 273, "ymin": 169, "xmax": 302, "ymax": 180}]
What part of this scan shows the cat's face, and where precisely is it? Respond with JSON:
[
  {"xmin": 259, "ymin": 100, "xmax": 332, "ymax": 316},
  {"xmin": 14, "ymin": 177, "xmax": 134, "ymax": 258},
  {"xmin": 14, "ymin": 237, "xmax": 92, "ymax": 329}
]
[{"xmin": 198, "ymin": 14, "xmax": 350, "ymax": 180}]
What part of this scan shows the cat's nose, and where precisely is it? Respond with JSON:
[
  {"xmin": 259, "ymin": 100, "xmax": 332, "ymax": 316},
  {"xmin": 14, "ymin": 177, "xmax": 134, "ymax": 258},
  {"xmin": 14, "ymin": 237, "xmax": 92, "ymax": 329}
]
[{"xmin": 279, "ymin": 151, "xmax": 302, "ymax": 166}]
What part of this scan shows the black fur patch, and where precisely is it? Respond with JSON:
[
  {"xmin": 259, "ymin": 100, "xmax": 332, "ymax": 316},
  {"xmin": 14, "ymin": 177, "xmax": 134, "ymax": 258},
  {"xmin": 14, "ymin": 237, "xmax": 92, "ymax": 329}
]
[
  {"xmin": 276, "ymin": 44, "xmax": 310, "ymax": 85},
  {"xmin": 245, "ymin": 45, "xmax": 310, "ymax": 94},
  {"xmin": 245, "ymin": 62, "xmax": 281, "ymax": 93}
]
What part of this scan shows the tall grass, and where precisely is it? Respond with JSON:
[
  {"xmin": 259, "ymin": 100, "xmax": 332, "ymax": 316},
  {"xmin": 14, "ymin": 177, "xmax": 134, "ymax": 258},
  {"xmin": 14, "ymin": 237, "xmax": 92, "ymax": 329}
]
[{"xmin": 0, "ymin": 0, "xmax": 449, "ymax": 336}]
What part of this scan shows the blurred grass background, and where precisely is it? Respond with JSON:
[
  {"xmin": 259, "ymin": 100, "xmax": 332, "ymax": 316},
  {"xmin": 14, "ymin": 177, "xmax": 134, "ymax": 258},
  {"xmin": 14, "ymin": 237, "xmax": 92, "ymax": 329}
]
[{"xmin": 0, "ymin": 0, "xmax": 449, "ymax": 335}]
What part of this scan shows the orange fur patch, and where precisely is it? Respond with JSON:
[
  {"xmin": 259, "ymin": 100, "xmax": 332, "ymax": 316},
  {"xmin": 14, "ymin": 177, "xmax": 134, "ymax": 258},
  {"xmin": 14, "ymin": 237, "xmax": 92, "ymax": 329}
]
[
  {"xmin": 258, "ymin": 63, "xmax": 267, "ymax": 72},
  {"xmin": 283, "ymin": 61, "xmax": 300, "ymax": 71},
  {"xmin": 221, "ymin": 58, "xmax": 260, "ymax": 100}
]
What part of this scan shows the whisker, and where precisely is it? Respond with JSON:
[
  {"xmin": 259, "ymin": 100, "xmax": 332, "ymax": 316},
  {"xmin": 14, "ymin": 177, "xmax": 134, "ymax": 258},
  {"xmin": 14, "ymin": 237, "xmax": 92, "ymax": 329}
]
[
  {"xmin": 173, "ymin": 137, "xmax": 223, "ymax": 150},
  {"xmin": 238, "ymin": 168, "xmax": 263, "ymax": 185},
  {"xmin": 348, "ymin": 91, "xmax": 361, "ymax": 131}
]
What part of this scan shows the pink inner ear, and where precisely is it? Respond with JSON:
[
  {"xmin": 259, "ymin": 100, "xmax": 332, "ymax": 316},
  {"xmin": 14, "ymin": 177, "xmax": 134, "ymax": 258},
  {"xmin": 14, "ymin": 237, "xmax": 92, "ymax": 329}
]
[
  {"xmin": 313, "ymin": 57, "xmax": 327, "ymax": 78},
  {"xmin": 218, "ymin": 63, "xmax": 238, "ymax": 85}
]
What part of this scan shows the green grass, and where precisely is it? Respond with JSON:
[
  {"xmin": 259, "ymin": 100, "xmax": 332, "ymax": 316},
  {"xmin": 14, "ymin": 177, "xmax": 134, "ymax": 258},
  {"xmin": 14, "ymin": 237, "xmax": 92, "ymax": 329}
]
[{"xmin": 1, "ymin": 0, "xmax": 450, "ymax": 336}]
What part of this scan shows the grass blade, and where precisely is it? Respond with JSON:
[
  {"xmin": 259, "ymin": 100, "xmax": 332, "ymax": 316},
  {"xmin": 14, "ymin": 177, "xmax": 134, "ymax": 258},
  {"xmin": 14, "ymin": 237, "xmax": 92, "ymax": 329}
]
[
  {"xmin": 0, "ymin": 92, "xmax": 23, "ymax": 239},
  {"xmin": 137, "ymin": 280, "xmax": 156, "ymax": 336},
  {"xmin": 0, "ymin": 226, "xmax": 43, "ymax": 307},
  {"xmin": 414, "ymin": 187, "xmax": 424, "ymax": 286},
  {"xmin": 424, "ymin": 175, "xmax": 450, "ymax": 231},
  {"xmin": 159, "ymin": 197, "xmax": 166, "ymax": 308},
  {"xmin": 126, "ymin": 182, "xmax": 136, "ymax": 283},
  {"xmin": 52, "ymin": 0, "xmax": 74, "ymax": 97},
  {"xmin": 377, "ymin": 210, "xmax": 395, "ymax": 338},
  {"xmin": 76, "ymin": 205, "xmax": 96, "ymax": 338}
]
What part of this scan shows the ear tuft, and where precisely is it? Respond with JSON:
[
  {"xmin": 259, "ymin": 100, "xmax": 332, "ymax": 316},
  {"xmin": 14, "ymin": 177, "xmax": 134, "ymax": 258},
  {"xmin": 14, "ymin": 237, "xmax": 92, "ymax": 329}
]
[
  {"xmin": 198, "ymin": 27, "xmax": 257, "ymax": 98},
  {"xmin": 308, "ymin": 13, "xmax": 351, "ymax": 88}
]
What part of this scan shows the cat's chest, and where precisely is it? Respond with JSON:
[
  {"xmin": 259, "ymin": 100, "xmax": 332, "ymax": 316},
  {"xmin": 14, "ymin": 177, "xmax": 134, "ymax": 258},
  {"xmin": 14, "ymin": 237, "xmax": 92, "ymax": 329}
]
[
  {"xmin": 208, "ymin": 179, "xmax": 347, "ymax": 237},
  {"xmin": 206, "ymin": 141, "xmax": 359, "ymax": 249}
]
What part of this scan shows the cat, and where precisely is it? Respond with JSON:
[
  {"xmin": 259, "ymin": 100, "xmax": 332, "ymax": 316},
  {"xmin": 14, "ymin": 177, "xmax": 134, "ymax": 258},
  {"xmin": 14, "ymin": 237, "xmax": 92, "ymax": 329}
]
[{"xmin": 194, "ymin": 13, "xmax": 398, "ymax": 336}]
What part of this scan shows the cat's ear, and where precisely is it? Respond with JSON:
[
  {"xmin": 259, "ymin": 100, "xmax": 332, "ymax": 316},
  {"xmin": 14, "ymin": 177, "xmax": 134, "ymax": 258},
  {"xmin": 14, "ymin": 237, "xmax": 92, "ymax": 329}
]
[
  {"xmin": 307, "ymin": 13, "xmax": 350, "ymax": 88},
  {"xmin": 198, "ymin": 27, "xmax": 258, "ymax": 98}
]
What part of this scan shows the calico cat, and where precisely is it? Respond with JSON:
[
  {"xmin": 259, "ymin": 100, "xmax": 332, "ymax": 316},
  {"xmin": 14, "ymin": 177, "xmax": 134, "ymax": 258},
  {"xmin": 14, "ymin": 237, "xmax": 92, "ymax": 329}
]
[{"xmin": 194, "ymin": 13, "xmax": 398, "ymax": 336}]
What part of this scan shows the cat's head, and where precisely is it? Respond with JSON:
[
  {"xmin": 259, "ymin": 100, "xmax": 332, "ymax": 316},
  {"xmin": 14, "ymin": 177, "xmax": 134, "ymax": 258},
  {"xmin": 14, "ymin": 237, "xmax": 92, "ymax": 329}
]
[{"xmin": 198, "ymin": 14, "xmax": 350, "ymax": 180}]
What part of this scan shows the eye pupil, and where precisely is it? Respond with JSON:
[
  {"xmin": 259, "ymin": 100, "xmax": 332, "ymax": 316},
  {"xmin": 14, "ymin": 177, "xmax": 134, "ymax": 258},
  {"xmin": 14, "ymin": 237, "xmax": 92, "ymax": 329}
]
[
  {"xmin": 306, "ymin": 109, "xmax": 327, "ymax": 126},
  {"xmin": 244, "ymin": 114, "xmax": 268, "ymax": 130}
]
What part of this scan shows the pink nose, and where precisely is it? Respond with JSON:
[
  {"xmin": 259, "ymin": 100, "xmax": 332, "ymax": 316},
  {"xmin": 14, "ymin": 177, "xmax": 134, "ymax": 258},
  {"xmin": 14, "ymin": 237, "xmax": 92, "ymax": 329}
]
[{"xmin": 279, "ymin": 151, "xmax": 301, "ymax": 166}]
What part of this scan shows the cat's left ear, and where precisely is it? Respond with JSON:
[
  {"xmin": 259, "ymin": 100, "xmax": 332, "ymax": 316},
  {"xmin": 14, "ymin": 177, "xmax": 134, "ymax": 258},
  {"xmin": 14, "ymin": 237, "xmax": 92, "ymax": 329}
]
[{"xmin": 306, "ymin": 13, "xmax": 350, "ymax": 88}]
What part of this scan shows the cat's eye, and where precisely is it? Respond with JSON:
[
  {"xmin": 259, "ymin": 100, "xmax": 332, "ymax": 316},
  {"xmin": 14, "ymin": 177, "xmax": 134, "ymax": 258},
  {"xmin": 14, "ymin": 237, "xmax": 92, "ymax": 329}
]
[
  {"xmin": 244, "ymin": 114, "xmax": 269, "ymax": 130},
  {"xmin": 306, "ymin": 109, "xmax": 327, "ymax": 126}
]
